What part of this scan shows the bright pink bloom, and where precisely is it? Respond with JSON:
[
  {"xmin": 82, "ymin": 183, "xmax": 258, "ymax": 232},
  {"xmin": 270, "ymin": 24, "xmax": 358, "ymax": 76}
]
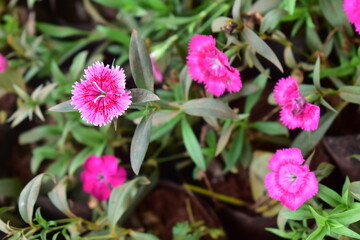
[
  {"xmin": 343, "ymin": 0, "xmax": 360, "ymax": 34},
  {"xmin": 274, "ymin": 76, "xmax": 320, "ymax": 131},
  {"xmin": 81, "ymin": 155, "xmax": 127, "ymax": 201},
  {"xmin": 264, "ymin": 148, "xmax": 318, "ymax": 210},
  {"xmin": 71, "ymin": 62, "xmax": 132, "ymax": 126},
  {"xmin": 186, "ymin": 35, "xmax": 242, "ymax": 97},
  {"xmin": 0, "ymin": 54, "xmax": 8, "ymax": 73},
  {"xmin": 150, "ymin": 56, "xmax": 163, "ymax": 83}
]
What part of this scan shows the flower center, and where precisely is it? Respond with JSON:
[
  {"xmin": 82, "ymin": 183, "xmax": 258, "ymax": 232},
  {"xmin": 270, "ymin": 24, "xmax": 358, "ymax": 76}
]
[
  {"xmin": 97, "ymin": 173, "xmax": 106, "ymax": 181},
  {"xmin": 93, "ymin": 81, "xmax": 107, "ymax": 103},
  {"xmin": 291, "ymin": 95, "xmax": 306, "ymax": 116}
]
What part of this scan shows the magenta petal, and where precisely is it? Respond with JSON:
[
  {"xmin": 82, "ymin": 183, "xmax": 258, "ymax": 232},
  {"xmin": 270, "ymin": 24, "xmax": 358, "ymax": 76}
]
[
  {"xmin": 268, "ymin": 148, "xmax": 304, "ymax": 172},
  {"xmin": 344, "ymin": 0, "xmax": 360, "ymax": 34},
  {"xmin": 274, "ymin": 77, "xmax": 300, "ymax": 106},
  {"xmin": 83, "ymin": 155, "xmax": 103, "ymax": 171},
  {"xmin": 92, "ymin": 181, "xmax": 112, "ymax": 201},
  {"xmin": 0, "ymin": 54, "xmax": 8, "ymax": 73},
  {"xmin": 101, "ymin": 155, "xmax": 119, "ymax": 175},
  {"xmin": 80, "ymin": 171, "xmax": 97, "ymax": 194},
  {"xmin": 108, "ymin": 167, "xmax": 127, "ymax": 187}
]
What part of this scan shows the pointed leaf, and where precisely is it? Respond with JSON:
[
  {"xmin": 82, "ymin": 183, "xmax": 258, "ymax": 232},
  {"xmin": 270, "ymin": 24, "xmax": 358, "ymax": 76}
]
[
  {"xmin": 130, "ymin": 88, "xmax": 160, "ymax": 104},
  {"xmin": 129, "ymin": 30, "xmax": 154, "ymax": 91},
  {"xmin": 108, "ymin": 177, "xmax": 150, "ymax": 231},
  {"xmin": 48, "ymin": 177, "xmax": 76, "ymax": 218},
  {"xmin": 339, "ymin": 86, "xmax": 360, "ymax": 104},
  {"xmin": 130, "ymin": 113, "xmax": 154, "ymax": 175},
  {"xmin": 18, "ymin": 173, "xmax": 49, "ymax": 224},
  {"xmin": 243, "ymin": 27, "xmax": 283, "ymax": 72},
  {"xmin": 181, "ymin": 118, "xmax": 206, "ymax": 170},
  {"xmin": 313, "ymin": 57, "xmax": 321, "ymax": 90},
  {"xmin": 216, "ymin": 122, "xmax": 235, "ymax": 156},
  {"xmin": 318, "ymin": 184, "xmax": 342, "ymax": 208},
  {"xmin": 183, "ymin": 98, "xmax": 238, "ymax": 120},
  {"xmin": 179, "ymin": 66, "xmax": 192, "ymax": 102},
  {"xmin": 232, "ymin": 0, "xmax": 242, "ymax": 20},
  {"xmin": 48, "ymin": 100, "xmax": 77, "ymax": 112},
  {"xmin": 251, "ymin": 121, "xmax": 288, "ymax": 135}
]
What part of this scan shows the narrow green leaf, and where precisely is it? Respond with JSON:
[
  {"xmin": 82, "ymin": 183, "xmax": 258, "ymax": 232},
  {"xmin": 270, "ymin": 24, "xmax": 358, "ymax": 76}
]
[
  {"xmin": 309, "ymin": 206, "xmax": 328, "ymax": 226},
  {"xmin": 19, "ymin": 126, "xmax": 61, "ymax": 145},
  {"xmin": 216, "ymin": 122, "xmax": 235, "ymax": 156},
  {"xmin": 130, "ymin": 113, "xmax": 154, "ymax": 175},
  {"xmin": 306, "ymin": 226, "xmax": 327, "ymax": 240},
  {"xmin": 331, "ymin": 226, "xmax": 360, "ymax": 239},
  {"xmin": 48, "ymin": 177, "xmax": 76, "ymax": 218},
  {"xmin": 183, "ymin": 98, "xmax": 238, "ymax": 120},
  {"xmin": 249, "ymin": 0, "xmax": 281, "ymax": 14},
  {"xmin": 319, "ymin": 0, "xmax": 351, "ymax": 29},
  {"xmin": 313, "ymin": 57, "xmax": 321, "ymax": 90},
  {"xmin": 232, "ymin": 0, "xmax": 242, "ymax": 21},
  {"xmin": 291, "ymin": 104, "xmax": 345, "ymax": 156},
  {"xmin": 317, "ymin": 184, "xmax": 342, "ymax": 208},
  {"xmin": 306, "ymin": 26, "xmax": 322, "ymax": 52},
  {"xmin": 284, "ymin": 46, "xmax": 297, "ymax": 68},
  {"xmin": 18, "ymin": 173, "xmax": 48, "ymax": 224},
  {"xmin": 224, "ymin": 127, "xmax": 245, "ymax": 171},
  {"xmin": 260, "ymin": 9, "xmax": 286, "ymax": 33},
  {"xmin": 69, "ymin": 51, "xmax": 88, "ymax": 82},
  {"xmin": 281, "ymin": 0, "xmax": 296, "ymax": 15},
  {"xmin": 129, "ymin": 30, "xmax": 154, "ymax": 91},
  {"xmin": 181, "ymin": 118, "xmax": 206, "ymax": 170},
  {"xmin": 244, "ymin": 72, "xmax": 268, "ymax": 113},
  {"xmin": 251, "ymin": 121, "xmax": 288, "ymax": 135},
  {"xmin": 314, "ymin": 162, "xmax": 335, "ymax": 182},
  {"xmin": 331, "ymin": 208, "xmax": 360, "ymax": 225},
  {"xmin": 281, "ymin": 209, "xmax": 313, "ymax": 220},
  {"xmin": 339, "ymin": 86, "xmax": 360, "ymax": 104},
  {"xmin": 179, "ymin": 66, "xmax": 192, "ymax": 102},
  {"xmin": 69, "ymin": 147, "xmax": 94, "ymax": 176},
  {"xmin": 130, "ymin": 88, "xmax": 160, "ymax": 104},
  {"xmin": 108, "ymin": 177, "xmax": 149, "ymax": 231},
  {"xmin": 320, "ymin": 98, "xmax": 337, "ymax": 113},
  {"xmin": 48, "ymin": 100, "xmax": 76, "ymax": 112},
  {"xmin": 96, "ymin": 25, "xmax": 130, "ymax": 47},
  {"xmin": 350, "ymin": 181, "xmax": 360, "ymax": 201},
  {"xmin": 72, "ymin": 126, "xmax": 104, "ymax": 147},
  {"xmin": 36, "ymin": 22, "xmax": 88, "ymax": 38},
  {"xmin": 129, "ymin": 231, "xmax": 160, "ymax": 240},
  {"xmin": 243, "ymin": 27, "xmax": 283, "ymax": 72},
  {"xmin": 151, "ymin": 112, "xmax": 182, "ymax": 142},
  {"xmin": 211, "ymin": 17, "xmax": 232, "ymax": 32},
  {"xmin": 0, "ymin": 207, "xmax": 13, "ymax": 234}
]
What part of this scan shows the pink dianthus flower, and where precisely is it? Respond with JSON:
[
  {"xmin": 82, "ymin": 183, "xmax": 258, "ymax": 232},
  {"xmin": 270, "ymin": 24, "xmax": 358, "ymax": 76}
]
[
  {"xmin": 0, "ymin": 54, "xmax": 8, "ymax": 73},
  {"xmin": 81, "ymin": 155, "xmax": 127, "ymax": 201},
  {"xmin": 343, "ymin": 0, "xmax": 360, "ymax": 34},
  {"xmin": 186, "ymin": 35, "xmax": 242, "ymax": 97},
  {"xmin": 150, "ymin": 56, "xmax": 163, "ymax": 83},
  {"xmin": 264, "ymin": 148, "xmax": 318, "ymax": 210},
  {"xmin": 71, "ymin": 62, "xmax": 132, "ymax": 126},
  {"xmin": 274, "ymin": 76, "xmax": 320, "ymax": 131}
]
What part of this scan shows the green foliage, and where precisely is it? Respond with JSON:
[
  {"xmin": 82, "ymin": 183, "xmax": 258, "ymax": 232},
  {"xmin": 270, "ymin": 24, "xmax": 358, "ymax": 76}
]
[{"xmin": 172, "ymin": 221, "xmax": 225, "ymax": 240}]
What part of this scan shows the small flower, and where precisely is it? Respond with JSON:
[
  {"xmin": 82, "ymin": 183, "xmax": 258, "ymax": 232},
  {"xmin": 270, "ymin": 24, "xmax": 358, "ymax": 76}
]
[
  {"xmin": 0, "ymin": 54, "xmax": 8, "ymax": 73},
  {"xmin": 186, "ymin": 35, "xmax": 242, "ymax": 97},
  {"xmin": 81, "ymin": 155, "xmax": 127, "ymax": 201},
  {"xmin": 150, "ymin": 56, "xmax": 163, "ymax": 83},
  {"xmin": 343, "ymin": 0, "xmax": 360, "ymax": 34},
  {"xmin": 71, "ymin": 62, "xmax": 132, "ymax": 126},
  {"xmin": 264, "ymin": 148, "xmax": 318, "ymax": 210},
  {"xmin": 274, "ymin": 76, "xmax": 320, "ymax": 131}
]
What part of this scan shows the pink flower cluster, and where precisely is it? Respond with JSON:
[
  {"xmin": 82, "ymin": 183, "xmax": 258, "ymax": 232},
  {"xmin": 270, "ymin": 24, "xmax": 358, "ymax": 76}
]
[
  {"xmin": 81, "ymin": 155, "xmax": 127, "ymax": 201},
  {"xmin": 343, "ymin": 0, "xmax": 360, "ymax": 34},
  {"xmin": 274, "ymin": 76, "xmax": 320, "ymax": 131},
  {"xmin": 0, "ymin": 54, "xmax": 8, "ymax": 73},
  {"xmin": 71, "ymin": 62, "xmax": 132, "ymax": 126},
  {"xmin": 265, "ymin": 148, "xmax": 318, "ymax": 210},
  {"xmin": 187, "ymin": 35, "xmax": 242, "ymax": 97}
]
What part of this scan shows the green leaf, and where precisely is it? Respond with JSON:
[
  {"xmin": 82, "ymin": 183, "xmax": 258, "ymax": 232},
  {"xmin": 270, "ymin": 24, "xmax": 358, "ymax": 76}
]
[
  {"xmin": 339, "ymin": 86, "xmax": 360, "ymax": 104},
  {"xmin": 0, "ymin": 68, "xmax": 26, "ymax": 93},
  {"xmin": 36, "ymin": 22, "xmax": 88, "ymax": 38},
  {"xmin": 129, "ymin": 30, "xmax": 154, "ymax": 91},
  {"xmin": 130, "ymin": 113, "xmax": 154, "ymax": 175},
  {"xmin": 181, "ymin": 118, "xmax": 206, "ymax": 170},
  {"xmin": 291, "ymin": 104, "xmax": 345, "ymax": 156},
  {"xmin": 130, "ymin": 88, "xmax": 160, "ymax": 104},
  {"xmin": 313, "ymin": 57, "xmax": 321, "ymax": 90},
  {"xmin": 314, "ymin": 162, "xmax": 334, "ymax": 182},
  {"xmin": 260, "ymin": 9, "xmax": 286, "ymax": 33},
  {"xmin": 244, "ymin": 72, "xmax": 268, "ymax": 113},
  {"xmin": 350, "ymin": 181, "xmax": 360, "ymax": 201},
  {"xmin": 331, "ymin": 226, "xmax": 360, "ymax": 239},
  {"xmin": 232, "ymin": 0, "xmax": 242, "ymax": 21},
  {"xmin": 331, "ymin": 208, "xmax": 360, "ymax": 225},
  {"xmin": 96, "ymin": 25, "xmax": 130, "ymax": 47},
  {"xmin": 179, "ymin": 66, "xmax": 192, "ymax": 102},
  {"xmin": 320, "ymin": 98, "xmax": 337, "ymax": 113},
  {"xmin": 183, "ymin": 98, "xmax": 238, "ymax": 120},
  {"xmin": 249, "ymin": 0, "xmax": 281, "ymax": 14},
  {"xmin": 72, "ymin": 126, "xmax": 104, "ymax": 147},
  {"xmin": 251, "ymin": 121, "xmax": 288, "ymax": 135},
  {"xmin": 129, "ymin": 231, "xmax": 160, "ymax": 240},
  {"xmin": 48, "ymin": 177, "xmax": 76, "ymax": 218},
  {"xmin": 284, "ymin": 46, "xmax": 297, "ymax": 68},
  {"xmin": 108, "ymin": 177, "xmax": 149, "ymax": 232},
  {"xmin": 0, "ymin": 207, "xmax": 14, "ymax": 234},
  {"xmin": 69, "ymin": 147, "xmax": 94, "ymax": 176},
  {"xmin": 48, "ymin": 100, "xmax": 77, "ymax": 112},
  {"xmin": 69, "ymin": 51, "xmax": 88, "ymax": 82},
  {"xmin": 306, "ymin": 226, "xmax": 327, "ymax": 240},
  {"xmin": 309, "ymin": 206, "xmax": 328, "ymax": 226},
  {"xmin": 317, "ymin": 184, "xmax": 342, "ymax": 208},
  {"xmin": 281, "ymin": 209, "xmax": 313, "ymax": 220},
  {"xmin": 18, "ymin": 173, "xmax": 48, "ymax": 224},
  {"xmin": 0, "ymin": 178, "xmax": 22, "ymax": 198},
  {"xmin": 306, "ymin": 26, "xmax": 322, "ymax": 52},
  {"xmin": 224, "ymin": 127, "xmax": 245, "ymax": 171},
  {"xmin": 215, "ymin": 122, "xmax": 235, "ymax": 156},
  {"xmin": 281, "ymin": 0, "xmax": 296, "ymax": 15},
  {"xmin": 19, "ymin": 125, "xmax": 61, "ymax": 145},
  {"xmin": 151, "ymin": 112, "xmax": 182, "ymax": 142},
  {"xmin": 319, "ymin": 0, "xmax": 351, "ymax": 29},
  {"xmin": 243, "ymin": 27, "xmax": 283, "ymax": 72},
  {"xmin": 211, "ymin": 17, "xmax": 232, "ymax": 32}
]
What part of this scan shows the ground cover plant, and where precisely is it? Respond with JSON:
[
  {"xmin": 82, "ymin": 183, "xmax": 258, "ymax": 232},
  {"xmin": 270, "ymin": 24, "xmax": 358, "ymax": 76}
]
[{"xmin": 1, "ymin": 0, "xmax": 360, "ymax": 239}]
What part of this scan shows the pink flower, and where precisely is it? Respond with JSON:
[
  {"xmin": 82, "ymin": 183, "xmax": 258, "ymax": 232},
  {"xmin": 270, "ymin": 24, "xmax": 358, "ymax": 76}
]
[
  {"xmin": 150, "ymin": 56, "xmax": 163, "ymax": 83},
  {"xmin": 71, "ymin": 62, "xmax": 132, "ymax": 126},
  {"xmin": 274, "ymin": 76, "xmax": 320, "ymax": 131},
  {"xmin": 186, "ymin": 35, "xmax": 242, "ymax": 97},
  {"xmin": 264, "ymin": 148, "xmax": 318, "ymax": 210},
  {"xmin": 343, "ymin": 0, "xmax": 360, "ymax": 34},
  {"xmin": 80, "ymin": 155, "xmax": 127, "ymax": 201},
  {"xmin": 0, "ymin": 54, "xmax": 8, "ymax": 73}
]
